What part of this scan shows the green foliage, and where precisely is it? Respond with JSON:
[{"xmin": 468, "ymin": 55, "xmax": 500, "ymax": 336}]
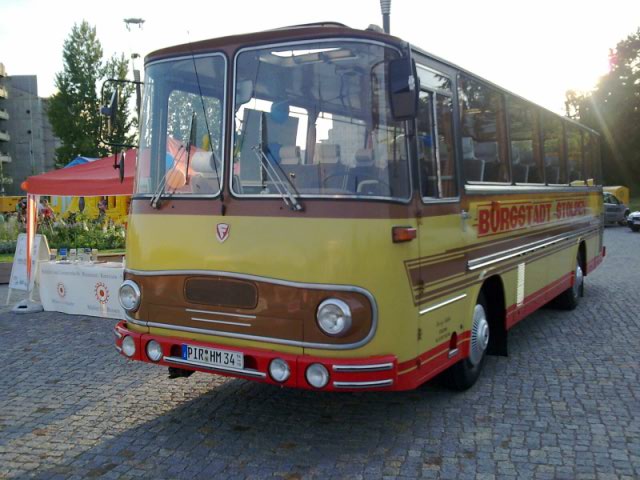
[
  {"xmin": 566, "ymin": 28, "xmax": 640, "ymax": 194},
  {"xmin": 47, "ymin": 21, "xmax": 137, "ymax": 166},
  {"xmin": 0, "ymin": 217, "xmax": 20, "ymax": 253},
  {"xmin": 39, "ymin": 215, "xmax": 126, "ymax": 251}
]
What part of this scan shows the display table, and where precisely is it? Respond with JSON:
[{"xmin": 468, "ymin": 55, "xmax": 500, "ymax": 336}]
[{"xmin": 39, "ymin": 261, "xmax": 125, "ymax": 319}]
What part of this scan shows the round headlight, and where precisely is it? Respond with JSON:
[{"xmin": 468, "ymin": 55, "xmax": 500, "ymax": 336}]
[
  {"xmin": 122, "ymin": 336, "xmax": 136, "ymax": 357},
  {"xmin": 305, "ymin": 363, "xmax": 329, "ymax": 388},
  {"xmin": 316, "ymin": 299, "xmax": 352, "ymax": 337},
  {"xmin": 269, "ymin": 358, "xmax": 290, "ymax": 382},
  {"xmin": 146, "ymin": 340, "xmax": 163, "ymax": 362},
  {"xmin": 119, "ymin": 280, "xmax": 141, "ymax": 312}
]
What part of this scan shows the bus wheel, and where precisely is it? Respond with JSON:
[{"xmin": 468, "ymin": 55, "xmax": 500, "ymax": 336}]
[
  {"xmin": 443, "ymin": 293, "xmax": 490, "ymax": 391},
  {"xmin": 552, "ymin": 253, "xmax": 584, "ymax": 310}
]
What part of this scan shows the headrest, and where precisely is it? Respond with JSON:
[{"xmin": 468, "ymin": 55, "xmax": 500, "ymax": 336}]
[
  {"xmin": 474, "ymin": 141, "xmax": 498, "ymax": 161},
  {"xmin": 314, "ymin": 144, "xmax": 340, "ymax": 164},
  {"xmin": 355, "ymin": 148, "xmax": 374, "ymax": 166},
  {"xmin": 280, "ymin": 146, "xmax": 301, "ymax": 165}
]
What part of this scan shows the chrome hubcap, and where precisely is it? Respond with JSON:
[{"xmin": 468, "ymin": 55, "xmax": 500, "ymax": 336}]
[
  {"xmin": 573, "ymin": 262, "xmax": 584, "ymax": 298},
  {"xmin": 469, "ymin": 304, "xmax": 489, "ymax": 366}
]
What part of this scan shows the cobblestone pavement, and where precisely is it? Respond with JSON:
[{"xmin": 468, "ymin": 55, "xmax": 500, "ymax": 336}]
[{"xmin": 0, "ymin": 227, "xmax": 638, "ymax": 480}]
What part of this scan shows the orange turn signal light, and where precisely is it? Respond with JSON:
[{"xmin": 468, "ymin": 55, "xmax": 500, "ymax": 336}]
[{"xmin": 392, "ymin": 226, "xmax": 417, "ymax": 243}]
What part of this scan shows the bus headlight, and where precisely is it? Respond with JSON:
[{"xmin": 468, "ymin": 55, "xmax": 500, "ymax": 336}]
[
  {"xmin": 146, "ymin": 340, "xmax": 163, "ymax": 362},
  {"xmin": 269, "ymin": 358, "xmax": 290, "ymax": 382},
  {"xmin": 306, "ymin": 363, "xmax": 329, "ymax": 388},
  {"xmin": 316, "ymin": 299, "xmax": 352, "ymax": 336},
  {"xmin": 122, "ymin": 336, "xmax": 136, "ymax": 357},
  {"xmin": 119, "ymin": 280, "xmax": 141, "ymax": 312}
]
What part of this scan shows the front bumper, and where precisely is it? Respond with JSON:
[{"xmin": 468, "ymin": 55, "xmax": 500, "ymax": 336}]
[{"xmin": 114, "ymin": 321, "xmax": 399, "ymax": 392}]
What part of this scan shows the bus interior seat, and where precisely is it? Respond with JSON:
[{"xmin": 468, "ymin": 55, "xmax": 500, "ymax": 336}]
[
  {"xmin": 314, "ymin": 144, "xmax": 346, "ymax": 189},
  {"xmin": 512, "ymin": 141, "xmax": 537, "ymax": 183},
  {"xmin": 279, "ymin": 146, "xmax": 301, "ymax": 165},
  {"xmin": 348, "ymin": 148, "xmax": 387, "ymax": 195},
  {"xmin": 277, "ymin": 145, "xmax": 320, "ymax": 192},
  {"xmin": 462, "ymin": 137, "xmax": 475, "ymax": 160},
  {"xmin": 462, "ymin": 137, "xmax": 485, "ymax": 182},
  {"xmin": 545, "ymin": 156, "xmax": 561, "ymax": 184},
  {"xmin": 474, "ymin": 141, "xmax": 501, "ymax": 181}
]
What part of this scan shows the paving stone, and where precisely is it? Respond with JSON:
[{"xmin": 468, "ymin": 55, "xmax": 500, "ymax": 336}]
[{"xmin": 0, "ymin": 228, "xmax": 638, "ymax": 478}]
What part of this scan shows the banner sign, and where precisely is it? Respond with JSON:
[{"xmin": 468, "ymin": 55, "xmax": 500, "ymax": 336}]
[
  {"xmin": 9, "ymin": 233, "xmax": 50, "ymax": 292},
  {"xmin": 474, "ymin": 197, "xmax": 589, "ymax": 237},
  {"xmin": 39, "ymin": 262, "xmax": 125, "ymax": 320}
]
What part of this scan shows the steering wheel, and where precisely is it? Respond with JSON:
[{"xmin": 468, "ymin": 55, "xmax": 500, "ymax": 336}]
[{"xmin": 354, "ymin": 176, "xmax": 391, "ymax": 196}]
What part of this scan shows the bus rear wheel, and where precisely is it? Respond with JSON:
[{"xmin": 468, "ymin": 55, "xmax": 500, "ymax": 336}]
[
  {"xmin": 443, "ymin": 293, "xmax": 490, "ymax": 391},
  {"xmin": 552, "ymin": 252, "xmax": 584, "ymax": 310}
]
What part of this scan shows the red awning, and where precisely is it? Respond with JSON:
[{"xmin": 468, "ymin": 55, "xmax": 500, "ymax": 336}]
[{"xmin": 21, "ymin": 150, "xmax": 136, "ymax": 196}]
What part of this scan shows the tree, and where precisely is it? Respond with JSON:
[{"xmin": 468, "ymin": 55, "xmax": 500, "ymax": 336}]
[
  {"xmin": 48, "ymin": 21, "xmax": 135, "ymax": 166},
  {"xmin": 566, "ymin": 28, "xmax": 640, "ymax": 192}
]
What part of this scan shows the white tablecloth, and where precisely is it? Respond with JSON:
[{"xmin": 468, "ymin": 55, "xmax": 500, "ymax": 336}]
[{"xmin": 39, "ymin": 261, "xmax": 125, "ymax": 319}]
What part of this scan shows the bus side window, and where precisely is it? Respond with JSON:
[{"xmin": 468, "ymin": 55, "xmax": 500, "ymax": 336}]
[
  {"xmin": 542, "ymin": 114, "xmax": 566, "ymax": 185},
  {"xmin": 417, "ymin": 91, "xmax": 458, "ymax": 199},
  {"xmin": 417, "ymin": 91, "xmax": 438, "ymax": 197},
  {"xmin": 458, "ymin": 75, "xmax": 510, "ymax": 183},
  {"xmin": 566, "ymin": 125, "xmax": 584, "ymax": 184},
  {"xmin": 435, "ymin": 95, "xmax": 457, "ymax": 197},
  {"xmin": 582, "ymin": 130, "xmax": 599, "ymax": 185},
  {"xmin": 507, "ymin": 96, "xmax": 544, "ymax": 184}
]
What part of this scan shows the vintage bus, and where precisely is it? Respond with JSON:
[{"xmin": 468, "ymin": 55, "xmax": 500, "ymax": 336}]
[{"xmin": 113, "ymin": 22, "xmax": 604, "ymax": 391}]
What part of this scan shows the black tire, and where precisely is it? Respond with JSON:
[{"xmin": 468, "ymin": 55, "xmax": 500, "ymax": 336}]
[
  {"xmin": 443, "ymin": 293, "xmax": 490, "ymax": 391},
  {"xmin": 551, "ymin": 252, "xmax": 584, "ymax": 310},
  {"xmin": 619, "ymin": 211, "xmax": 629, "ymax": 226},
  {"xmin": 632, "ymin": 225, "xmax": 640, "ymax": 233}
]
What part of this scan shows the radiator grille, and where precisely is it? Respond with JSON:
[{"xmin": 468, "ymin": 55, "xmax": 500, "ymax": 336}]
[{"xmin": 185, "ymin": 277, "xmax": 258, "ymax": 309}]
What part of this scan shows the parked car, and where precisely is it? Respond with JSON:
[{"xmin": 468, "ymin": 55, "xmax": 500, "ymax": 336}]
[
  {"xmin": 603, "ymin": 192, "xmax": 629, "ymax": 226},
  {"xmin": 627, "ymin": 211, "xmax": 640, "ymax": 232}
]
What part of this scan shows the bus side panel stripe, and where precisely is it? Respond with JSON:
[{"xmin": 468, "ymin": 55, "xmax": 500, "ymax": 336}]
[{"xmin": 505, "ymin": 272, "xmax": 573, "ymax": 329}]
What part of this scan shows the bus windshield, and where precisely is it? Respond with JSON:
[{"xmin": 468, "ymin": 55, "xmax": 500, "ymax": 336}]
[
  {"xmin": 136, "ymin": 54, "xmax": 226, "ymax": 197},
  {"xmin": 232, "ymin": 41, "xmax": 410, "ymax": 200}
]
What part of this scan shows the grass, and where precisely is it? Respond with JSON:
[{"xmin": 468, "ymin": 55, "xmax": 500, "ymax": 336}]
[
  {"xmin": 628, "ymin": 197, "xmax": 640, "ymax": 212},
  {"xmin": 0, "ymin": 248, "xmax": 126, "ymax": 264}
]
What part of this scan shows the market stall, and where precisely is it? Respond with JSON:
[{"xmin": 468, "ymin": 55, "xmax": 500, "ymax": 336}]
[{"xmin": 17, "ymin": 150, "xmax": 136, "ymax": 318}]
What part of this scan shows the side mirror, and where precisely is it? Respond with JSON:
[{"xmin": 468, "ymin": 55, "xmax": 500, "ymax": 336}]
[
  {"xmin": 99, "ymin": 78, "xmax": 142, "ymax": 149},
  {"xmin": 388, "ymin": 56, "xmax": 419, "ymax": 120},
  {"xmin": 119, "ymin": 151, "xmax": 125, "ymax": 183},
  {"xmin": 100, "ymin": 87, "xmax": 119, "ymax": 135}
]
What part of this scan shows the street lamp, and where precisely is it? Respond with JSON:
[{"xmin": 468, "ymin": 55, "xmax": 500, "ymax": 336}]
[{"xmin": 380, "ymin": 0, "xmax": 391, "ymax": 34}]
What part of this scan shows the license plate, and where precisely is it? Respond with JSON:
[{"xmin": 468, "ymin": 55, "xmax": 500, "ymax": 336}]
[
  {"xmin": 182, "ymin": 344, "xmax": 244, "ymax": 369},
  {"xmin": 634, "ymin": 219, "xmax": 640, "ymax": 225}
]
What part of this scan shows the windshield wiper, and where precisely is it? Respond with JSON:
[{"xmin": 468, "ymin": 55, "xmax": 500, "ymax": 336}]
[
  {"xmin": 252, "ymin": 111, "xmax": 303, "ymax": 212},
  {"xmin": 150, "ymin": 144, "xmax": 182, "ymax": 209}
]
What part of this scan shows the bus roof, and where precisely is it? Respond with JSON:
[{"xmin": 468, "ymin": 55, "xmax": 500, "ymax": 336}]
[
  {"xmin": 145, "ymin": 22, "xmax": 598, "ymax": 137},
  {"xmin": 145, "ymin": 22, "xmax": 405, "ymax": 64}
]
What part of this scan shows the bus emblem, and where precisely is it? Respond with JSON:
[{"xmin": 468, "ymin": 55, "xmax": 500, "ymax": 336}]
[{"xmin": 216, "ymin": 223, "xmax": 230, "ymax": 243}]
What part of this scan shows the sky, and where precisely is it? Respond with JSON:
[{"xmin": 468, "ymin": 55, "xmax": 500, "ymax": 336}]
[{"xmin": 1, "ymin": 0, "xmax": 638, "ymax": 114}]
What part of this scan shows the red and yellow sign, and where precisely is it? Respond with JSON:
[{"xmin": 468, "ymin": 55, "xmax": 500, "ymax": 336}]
[{"xmin": 476, "ymin": 198, "xmax": 588, "ymax": 237}]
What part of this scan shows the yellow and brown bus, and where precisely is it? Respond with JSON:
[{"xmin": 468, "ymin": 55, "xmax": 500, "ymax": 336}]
[{"xmin": 114, "ymin": 22, "xmax": 604, "ymax": 391}]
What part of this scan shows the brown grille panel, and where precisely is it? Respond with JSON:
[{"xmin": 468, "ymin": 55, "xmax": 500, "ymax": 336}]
[{"xmin": 185, "ymin": 277, "xmax": 258, "ymax": 309}]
